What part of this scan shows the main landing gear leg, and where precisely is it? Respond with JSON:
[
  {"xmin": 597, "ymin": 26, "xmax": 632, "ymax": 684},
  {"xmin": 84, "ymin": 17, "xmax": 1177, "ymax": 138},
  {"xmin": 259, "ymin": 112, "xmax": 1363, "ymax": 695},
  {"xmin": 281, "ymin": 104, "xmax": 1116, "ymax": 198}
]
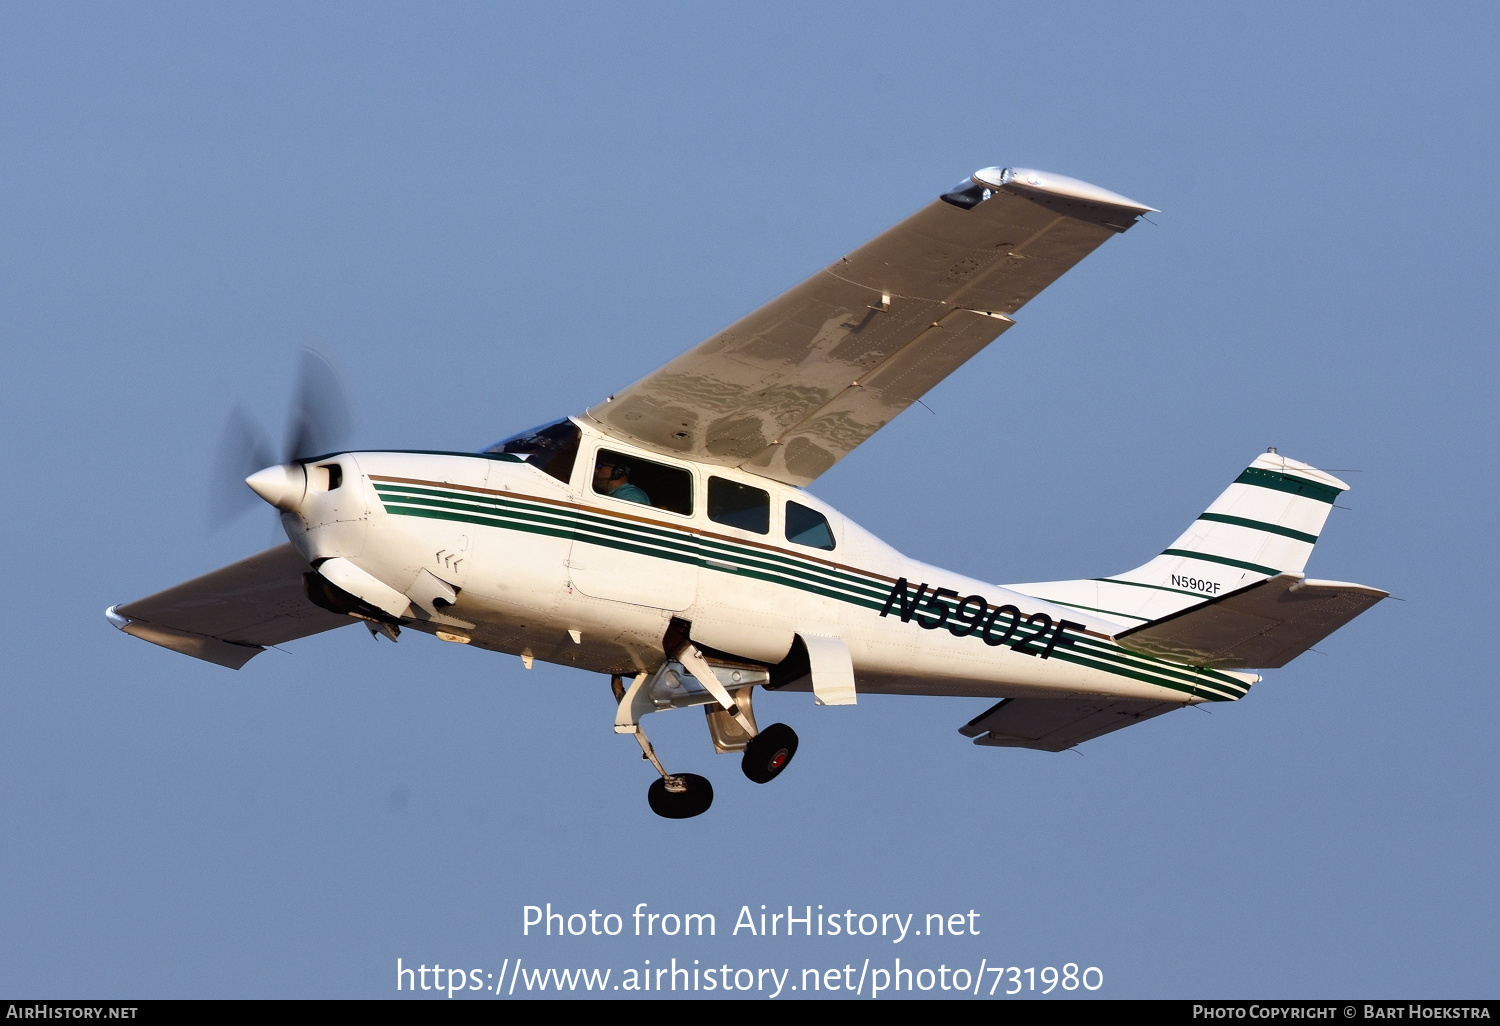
[
  {"xmin": 676, "ymin": 645, "xmax": 758, "ymax": 736},
  {"xmin": 613, "ymin": 670, "xmax": 713, "ymax": 819},
  {"xmin": 677, "ymin": 646, "xmax": 799, "ymax": 785}
]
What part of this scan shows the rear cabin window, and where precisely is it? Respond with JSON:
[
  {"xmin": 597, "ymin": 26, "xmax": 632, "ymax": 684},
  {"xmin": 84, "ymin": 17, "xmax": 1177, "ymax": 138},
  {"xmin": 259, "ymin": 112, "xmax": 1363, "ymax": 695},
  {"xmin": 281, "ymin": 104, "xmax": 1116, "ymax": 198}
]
[
  {"xmin": 592, "ymin": 449, "xmax": 693, "ymax": 516},
  {"xmin": 785, "ymin": 501, "xmax": 835, "ymax": 550},
  {"xmin": 708, "ymin": 477, "xmax": 769, "ymax": 534},
  {"xmin": 484, "ymin": 419, "xmax": 581, "ymax": 484}
]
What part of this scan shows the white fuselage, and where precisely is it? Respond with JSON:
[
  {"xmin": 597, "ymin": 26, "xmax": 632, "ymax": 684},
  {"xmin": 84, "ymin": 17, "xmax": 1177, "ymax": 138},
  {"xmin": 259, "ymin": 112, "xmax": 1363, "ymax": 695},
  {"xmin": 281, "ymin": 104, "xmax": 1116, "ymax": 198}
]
[{"xmin": 281, "ymin": 421, "xmax": 1252, "ymax": 705}]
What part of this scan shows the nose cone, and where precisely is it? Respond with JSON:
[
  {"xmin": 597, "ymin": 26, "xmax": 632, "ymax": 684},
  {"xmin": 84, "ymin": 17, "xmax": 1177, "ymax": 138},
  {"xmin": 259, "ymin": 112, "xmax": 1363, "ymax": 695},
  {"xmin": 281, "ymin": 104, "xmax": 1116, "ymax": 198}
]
[{"xmin": 246, "ymin": 463, "xmax": 307, "ymax": 512}]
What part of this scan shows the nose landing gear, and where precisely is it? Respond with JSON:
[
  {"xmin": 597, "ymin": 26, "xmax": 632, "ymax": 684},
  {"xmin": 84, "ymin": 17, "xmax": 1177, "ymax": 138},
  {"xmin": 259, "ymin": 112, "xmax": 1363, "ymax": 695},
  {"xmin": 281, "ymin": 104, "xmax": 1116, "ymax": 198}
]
[
  {"xmin": 647, "ymin": 774, "xmax": 714, "ymax": 819},
  {"xmin": 617, "ymin": 697, "xmax": 716, "ymax": 819}
]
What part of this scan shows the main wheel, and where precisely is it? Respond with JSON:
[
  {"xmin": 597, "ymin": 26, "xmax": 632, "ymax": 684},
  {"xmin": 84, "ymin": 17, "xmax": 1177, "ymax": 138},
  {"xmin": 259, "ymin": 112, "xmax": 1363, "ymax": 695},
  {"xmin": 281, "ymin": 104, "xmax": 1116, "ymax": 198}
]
[
  {"xmin": 647, "ymin": 773, "xmax": 714, "ymax": 819},
  {"xmin": 741, "ymin": 723, "xmax": 798, "ymax": 784}
]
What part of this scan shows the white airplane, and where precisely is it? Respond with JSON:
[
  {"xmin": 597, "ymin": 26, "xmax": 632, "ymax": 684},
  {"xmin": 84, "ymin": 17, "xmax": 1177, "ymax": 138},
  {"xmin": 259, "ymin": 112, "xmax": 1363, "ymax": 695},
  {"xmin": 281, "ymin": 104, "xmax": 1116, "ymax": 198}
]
[{"xmin": 108, "ymin": 165, "xmax": 1386, "ymax": 818}]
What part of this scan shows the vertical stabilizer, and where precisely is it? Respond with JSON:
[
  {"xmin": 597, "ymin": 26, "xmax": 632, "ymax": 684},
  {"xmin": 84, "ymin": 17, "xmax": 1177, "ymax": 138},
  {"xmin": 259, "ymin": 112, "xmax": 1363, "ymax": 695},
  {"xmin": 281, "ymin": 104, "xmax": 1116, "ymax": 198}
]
[{"xmin": 1007, "ymin": 452, "xmax": 1349, "ymax": 629}]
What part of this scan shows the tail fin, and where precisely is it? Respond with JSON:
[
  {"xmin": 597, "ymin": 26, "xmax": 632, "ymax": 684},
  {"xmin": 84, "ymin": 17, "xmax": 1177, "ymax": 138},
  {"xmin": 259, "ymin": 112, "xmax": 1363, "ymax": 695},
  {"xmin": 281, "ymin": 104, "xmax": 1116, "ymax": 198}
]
[{"xmin": 1007, "ymin": 452, "xmax": 1349, "ymax": 629}]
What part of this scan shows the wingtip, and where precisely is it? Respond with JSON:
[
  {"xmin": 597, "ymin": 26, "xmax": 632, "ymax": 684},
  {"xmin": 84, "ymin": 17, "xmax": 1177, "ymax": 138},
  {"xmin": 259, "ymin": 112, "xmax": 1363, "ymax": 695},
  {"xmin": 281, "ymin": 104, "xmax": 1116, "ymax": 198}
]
[
  {"xmin": 975, "ymin": 166, "xmax": 1157, "ymax": 213},
  {"xmin": 105, "ymin": 605, "xmax": 131, "ymax": 630}
]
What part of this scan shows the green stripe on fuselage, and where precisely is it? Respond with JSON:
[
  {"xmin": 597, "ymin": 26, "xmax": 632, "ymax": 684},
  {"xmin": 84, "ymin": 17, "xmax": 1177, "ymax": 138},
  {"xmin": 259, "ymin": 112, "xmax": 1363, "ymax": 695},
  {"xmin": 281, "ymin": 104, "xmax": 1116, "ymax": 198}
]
[
  {"xmin": 1026, "ymin": 596, "xmax": 1152, "ymax": 623},
  {"xmin": 373, "ymin": 482, "xmax": 1247, "ymax": 701},
  {"xmin": 1093, "ymin": 577, "xmax": 1213, "ymax": 599},
  {"xmin": 376, "ymin": 485, "xmax": 891, "ymax": 607}
]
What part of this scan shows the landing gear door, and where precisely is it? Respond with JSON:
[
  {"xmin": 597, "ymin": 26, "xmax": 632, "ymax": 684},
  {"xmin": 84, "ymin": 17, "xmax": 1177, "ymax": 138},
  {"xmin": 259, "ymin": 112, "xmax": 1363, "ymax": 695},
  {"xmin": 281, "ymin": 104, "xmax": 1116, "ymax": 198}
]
[{"xmin": 800, "ymin": 633, "xmax": 857, "ymax": 706}]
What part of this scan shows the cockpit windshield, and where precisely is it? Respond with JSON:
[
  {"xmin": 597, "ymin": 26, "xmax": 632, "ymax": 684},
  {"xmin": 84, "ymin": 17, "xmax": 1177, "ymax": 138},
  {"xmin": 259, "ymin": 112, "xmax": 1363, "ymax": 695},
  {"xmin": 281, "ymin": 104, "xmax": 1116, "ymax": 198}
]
[{"xmin": 483, "ymin": 418, "xmax": 581, "ymax": 484}]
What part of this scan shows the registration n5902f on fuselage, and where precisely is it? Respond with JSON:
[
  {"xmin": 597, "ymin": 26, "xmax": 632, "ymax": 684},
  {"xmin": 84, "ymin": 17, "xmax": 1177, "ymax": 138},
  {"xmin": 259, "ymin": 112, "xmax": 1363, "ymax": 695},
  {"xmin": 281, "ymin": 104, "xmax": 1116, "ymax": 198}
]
[{"xmin": 108, "ymin": 166, "xmax": 1386, "ymax": 818}]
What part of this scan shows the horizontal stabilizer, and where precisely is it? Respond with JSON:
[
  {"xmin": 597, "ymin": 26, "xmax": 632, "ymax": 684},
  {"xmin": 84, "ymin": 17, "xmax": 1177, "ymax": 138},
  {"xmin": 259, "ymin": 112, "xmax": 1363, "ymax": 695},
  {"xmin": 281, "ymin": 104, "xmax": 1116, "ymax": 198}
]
[
  {"xmin": 959, "ymin": 697, "xmax": 1178, "ymax": 752},
  {"xmin": 107, "ymin": 544, "xmax": 353, "ymax": 669},
  {"xmin": 1114, "ymin": 573, "xmax": 1387, "ymax": 669}
]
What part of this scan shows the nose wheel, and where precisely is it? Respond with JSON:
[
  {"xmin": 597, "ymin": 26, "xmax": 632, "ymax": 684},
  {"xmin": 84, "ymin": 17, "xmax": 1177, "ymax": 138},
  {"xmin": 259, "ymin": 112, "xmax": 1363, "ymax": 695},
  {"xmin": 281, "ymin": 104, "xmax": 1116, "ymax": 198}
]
[
  {"xmin": 742, "ymin": 722, "xmax": 798, "ymax": 783},
  {"xmin": 647, "ymin": 774, "xmax": 714, "ymax": 819}
]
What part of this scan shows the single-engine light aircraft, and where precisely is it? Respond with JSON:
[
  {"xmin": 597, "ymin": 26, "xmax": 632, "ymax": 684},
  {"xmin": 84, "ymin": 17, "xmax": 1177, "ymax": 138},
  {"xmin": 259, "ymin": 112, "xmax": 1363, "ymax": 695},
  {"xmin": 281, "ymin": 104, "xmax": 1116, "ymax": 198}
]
[{"xmin": 109, "ymin": 166, "xmax": 1386, "ymax": 818}]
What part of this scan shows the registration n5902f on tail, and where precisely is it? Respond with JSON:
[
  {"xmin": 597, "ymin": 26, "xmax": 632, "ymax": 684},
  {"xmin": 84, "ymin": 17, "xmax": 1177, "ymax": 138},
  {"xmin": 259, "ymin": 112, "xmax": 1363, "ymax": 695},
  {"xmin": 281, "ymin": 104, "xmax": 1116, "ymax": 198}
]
[{"xmin": 108, "ymin": 166, "xmax": 1385, "ymax": 818}]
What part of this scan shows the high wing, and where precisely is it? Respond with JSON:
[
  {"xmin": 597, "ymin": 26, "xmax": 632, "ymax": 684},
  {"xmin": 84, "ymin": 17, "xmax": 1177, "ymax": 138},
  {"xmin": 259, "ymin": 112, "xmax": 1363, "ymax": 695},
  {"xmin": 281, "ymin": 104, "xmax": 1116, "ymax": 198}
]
[
  {"xmin": 959, "ymin": 696, "xmax": 1179, "ymax": 752},
  {"xmin": 106, "ymin": 544, "xmax": 352, "ymax": 669},
  {"xmin": 584, "ymin": 166, "xmax": 1154, "ymax": 486}
]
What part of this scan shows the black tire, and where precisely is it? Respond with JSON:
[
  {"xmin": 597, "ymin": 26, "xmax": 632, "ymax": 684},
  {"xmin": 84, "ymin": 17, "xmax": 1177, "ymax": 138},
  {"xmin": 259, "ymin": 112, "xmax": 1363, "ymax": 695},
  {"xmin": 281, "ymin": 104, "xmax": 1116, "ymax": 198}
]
[
  {"xmin": 647, "ymin": 774, "xmax": 714, "ymax": 819},
  {"xmin": 741, "ymin": 722, "xmax": 798, "ymax": 784}
]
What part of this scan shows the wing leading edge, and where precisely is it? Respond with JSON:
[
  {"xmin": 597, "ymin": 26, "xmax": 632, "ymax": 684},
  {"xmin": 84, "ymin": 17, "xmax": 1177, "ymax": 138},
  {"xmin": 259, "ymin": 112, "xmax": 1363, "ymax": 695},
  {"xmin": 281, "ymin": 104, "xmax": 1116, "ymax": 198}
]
[
  {"xmin": 585, "ymin": 166, "xmax": 1154, "ymax": 486},
  {"xmin": 106, "ymin": 543, "xmax": 353, "ymax": 669}
]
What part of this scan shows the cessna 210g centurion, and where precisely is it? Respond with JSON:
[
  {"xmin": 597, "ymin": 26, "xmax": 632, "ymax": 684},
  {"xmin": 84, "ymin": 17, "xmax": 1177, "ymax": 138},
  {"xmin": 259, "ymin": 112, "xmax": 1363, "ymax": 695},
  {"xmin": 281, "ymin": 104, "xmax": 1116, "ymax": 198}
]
[{"xmin": 108, "ymin": 165, "xmax": 1386, "ymax": 818}]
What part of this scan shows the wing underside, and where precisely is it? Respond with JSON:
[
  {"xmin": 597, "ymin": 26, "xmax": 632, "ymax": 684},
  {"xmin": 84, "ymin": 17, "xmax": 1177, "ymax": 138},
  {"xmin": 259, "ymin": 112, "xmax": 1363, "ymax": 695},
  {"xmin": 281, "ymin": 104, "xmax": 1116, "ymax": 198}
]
[
  {"xmin": 107, "ymin": 543, "xmax": 352, "ymax": 669},
  {"xmin": 586, "ymin": 167, "xmax": 1151, "ymax": 485},
  {"xmin": 959, "ymin": 696, "xmax": 1179, "ymax": 752}
]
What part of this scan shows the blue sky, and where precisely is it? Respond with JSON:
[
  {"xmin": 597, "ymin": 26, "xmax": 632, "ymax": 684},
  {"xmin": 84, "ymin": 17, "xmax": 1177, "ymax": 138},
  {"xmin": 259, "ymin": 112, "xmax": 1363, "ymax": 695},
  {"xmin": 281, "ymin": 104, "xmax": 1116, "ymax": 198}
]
[{"xmin": 2, "ymin": 2, "xmax": 1495, "ymax": 998}]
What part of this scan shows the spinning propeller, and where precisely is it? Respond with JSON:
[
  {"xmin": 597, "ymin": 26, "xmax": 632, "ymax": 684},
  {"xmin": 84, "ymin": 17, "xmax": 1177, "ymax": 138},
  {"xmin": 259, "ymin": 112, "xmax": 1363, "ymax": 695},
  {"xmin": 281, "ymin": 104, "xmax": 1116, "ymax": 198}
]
[{"xmin": 209, "ymin": 348, "xmax": 352, "ymax": 526}]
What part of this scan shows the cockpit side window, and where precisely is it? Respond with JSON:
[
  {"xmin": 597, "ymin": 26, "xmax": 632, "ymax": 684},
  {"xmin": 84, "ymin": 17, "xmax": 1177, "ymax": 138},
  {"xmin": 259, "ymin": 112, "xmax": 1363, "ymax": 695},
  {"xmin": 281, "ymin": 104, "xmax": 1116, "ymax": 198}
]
[
  {"xmin": 484, "ymin": 419, "xmax": 581, "ymax": 484},
  {"xmin": 785, "ymin": 501, "xmax": 835, "ymax": 550},
  {"xmin": 593, "ymin": 449, "xmax": 693, "ymax": 515},
  {"xmin": 709, "ymin": 477, "xmax": 769, "ymax": 534}
]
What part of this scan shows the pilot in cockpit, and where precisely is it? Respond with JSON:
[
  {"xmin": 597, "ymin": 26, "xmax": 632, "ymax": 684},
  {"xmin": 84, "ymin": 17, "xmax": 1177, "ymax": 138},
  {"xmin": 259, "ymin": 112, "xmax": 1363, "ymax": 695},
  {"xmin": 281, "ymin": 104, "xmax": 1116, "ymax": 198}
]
[{"xmin": 594, "ymin": 456, "xmax": 651, "ymax": 506}]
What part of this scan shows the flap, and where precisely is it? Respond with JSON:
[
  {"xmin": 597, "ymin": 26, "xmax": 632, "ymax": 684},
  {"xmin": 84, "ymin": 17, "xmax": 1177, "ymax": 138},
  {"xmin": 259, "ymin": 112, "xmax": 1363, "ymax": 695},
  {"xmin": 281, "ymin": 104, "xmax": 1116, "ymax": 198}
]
[
  {"xmin": 959, "ymin": 697, "xmax": 1179, "ymax": 752},
  {"xmin": 108, "ymin": 543, "xmax": 353, "ymax": 669},
  {"xmin": 1114, "ymin": 573, "xmax": 1387, "ymax": 669},
  {"xmin": 800, "ymin": 633, "xmax": 857, "ymax": 706}
]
